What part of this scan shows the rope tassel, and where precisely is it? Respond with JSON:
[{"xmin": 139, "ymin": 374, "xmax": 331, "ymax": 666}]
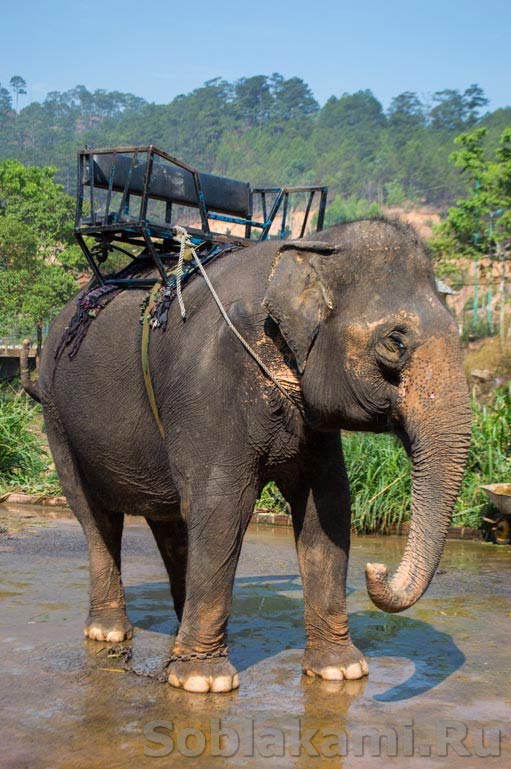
[{"xmin": 174, "ymin": 225, "xmax": 188, "ymax": 320}]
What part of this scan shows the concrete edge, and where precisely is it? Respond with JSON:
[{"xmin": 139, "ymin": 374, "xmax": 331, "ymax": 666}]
[{"xmin": 0, "ymin": 494, "xmax": 484, "ymax": 540}]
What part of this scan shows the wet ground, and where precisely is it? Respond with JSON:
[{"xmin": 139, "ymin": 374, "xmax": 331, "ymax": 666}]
[{"xmin": 1, "ymin": 504, "xmax": 510, "ymax": 769}]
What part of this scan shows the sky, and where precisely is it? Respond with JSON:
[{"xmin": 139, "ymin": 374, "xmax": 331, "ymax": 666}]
[{"xmin": 1, "ymin": 0, "xmax": 510, "ymax": 110}]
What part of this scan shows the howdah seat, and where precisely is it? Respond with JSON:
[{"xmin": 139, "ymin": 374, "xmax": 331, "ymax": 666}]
[{"xmin": 74, "ymin": 145, "xmax": 328, "ymax": 288}]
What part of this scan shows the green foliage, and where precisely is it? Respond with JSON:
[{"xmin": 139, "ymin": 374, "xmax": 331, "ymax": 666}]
[
  {"xmin": 434, "ymin": 258, "xmax": 466, "ymax": 291},
  {"xmin": 322, "ymin": 195, "xmax": 381, "ymax": 227},
  {"xmin": 0, "ymin": 159, "xmax": 82, "ymax": 338},
  {"xmin": 257, "ymin": 483, "xmax": 288, "ymax": 514},
  {"xmin": 433, "ymin": 127, "xmax": 511, "ymax": 259},
  {"xmin": 430, "ymin": 85, "xmax": 488, "ymax": 131},
  {"xmin": 342, "ymin": 432, "xmax": 411, "ymax": 533},
  {"xmin": 455, "ymin": 384, "xmax": 511, "ymax": 528},
  {"xmin": 0, "ymin": 77, "xmax": 498, "ymax": 207},
  {"xmin": 384, "ymin": 181, "xmax": 406, "ymax": 207},
  {"xmin": 0, "ymin": 388, "xmax": 48, "ymax": 489}
]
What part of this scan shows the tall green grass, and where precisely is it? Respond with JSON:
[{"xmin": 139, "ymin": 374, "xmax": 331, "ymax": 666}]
[
  {"xmin": 455, "ymin": 383, "xmax": 511, "ymax": 528},
  {"xmin": 0, "ymin": 388, "xmax": 58, "ymax": 494},
  {"xmin": 343, "ymin": 432, "xmax": 411, "ymax": 532}
]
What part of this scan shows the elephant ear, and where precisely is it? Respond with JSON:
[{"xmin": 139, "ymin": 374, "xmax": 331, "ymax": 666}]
[{"xmin": 262, "ymin": 242, "xmax": 335, "ymax": 374}]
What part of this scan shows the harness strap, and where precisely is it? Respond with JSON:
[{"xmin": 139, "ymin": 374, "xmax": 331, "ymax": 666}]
[
  {"xmin": 141, "ymin": 282, "xmax": 165, "ymax": 438},
  {"xmin": 141, "ymin": 228, "xmax": 302, "ymax": 438}
]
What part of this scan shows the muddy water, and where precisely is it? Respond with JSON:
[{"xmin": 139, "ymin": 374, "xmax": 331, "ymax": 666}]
[{"xmin": 0, "ymin": 504, "xmax": 510, "ymax": 768}]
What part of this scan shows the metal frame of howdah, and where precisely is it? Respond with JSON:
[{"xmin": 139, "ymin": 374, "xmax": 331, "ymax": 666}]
[{"xmin": 74, "ymin": 144, "xmax": 328, "ymax": 288}]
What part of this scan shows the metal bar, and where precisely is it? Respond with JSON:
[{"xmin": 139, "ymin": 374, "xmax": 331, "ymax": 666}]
[
  {"xmin": 317, "ymin": 188, "xmax": 328, "ymax": 232},
  {"xmin": 76, "ymin": 223, "xmax": 175, "ymax": 243},
  {"xmin": 299, "ymin": 190, "xmax": 315, "ymax": 238},
  {"xmin": 254, "ymin": 186, "xmax": 327, "ymax": 194},
  {"xmin": 107, "ymin": 242, "xmax": 139, "ymax": 261},
  {"xmin": 141, "ymin": 226, "xmax": 169, "ymax": 285},
  {"xmin": 78, "ymin": 145, "xmax": 205, "ymax": 176},
  {"xmin": 119, "ymin": 151, "xmax": 137, "ymax": 220},
  {"xmin": 140, "ymin": 146, "xmax": 154, "ymax": 221},
  {"xmin": 88, "ymin": 154, "xmax": 95, "ymax": 226},
  {"xmin": 74, "ymin": 232, "xmax": 104, "ymax": 286},
  {"xmin": 280, "ymin": 192, "xmax": 289, "ymax": 239},
  {"xmin": 245, "ymin": 189, "xmax": 253, "ymax": 240},
  {"xmin": 208, "ymin": 213, "xmax": 265, "ymax": 228},
  {"xmin": 165, "ymin": 201, "xmax": 172, "ymax": 224},
  {"xmin": 75, "ymin": 152, "xmax": 83, "ymax": 229},
  {"xmin": 103, "ymin": 151, "xmax": 117, "ymax": 225},
  {"xmin": 260, "ymin": 190, "xmax": 284, "ymax": 240},
  {"xmin": 261, "ymin": 191, "xmax": 267, "ymax": 224},
  {"xmin": 191, "ymin": 169, "xmax": 210, "ymax": 234},
  {"xmin": 184, "ymin": 227, "xmax": 251, "ymax": 245}
]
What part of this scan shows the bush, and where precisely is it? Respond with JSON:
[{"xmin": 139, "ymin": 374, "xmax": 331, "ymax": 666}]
[{"xmin": 0, "ymin": 388, "xmax": 58, "ymax": 494}]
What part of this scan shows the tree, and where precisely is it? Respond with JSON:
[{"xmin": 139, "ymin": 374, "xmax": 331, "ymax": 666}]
[
  {"xmin": 463, "ymin": 84, "xmax": 489, "ymax": 124},
  {"xmin": 234, "ymin": 75, "xmax": 273, "ymax": 126},
  {"xmin": 9, "ymin": 75, "xmax": 27, "ymax": 113},
  {"xmin": 430, "ymin": 89, "xmax": 467, "ymax": 131},
  {"xmin": 0, "ymin": 76, "xmax": 505, "ymax": 208},
  {"xmin": 0, "ymin": 160, "xmax": 83, "ymax": 350},
  {"xmin": 388, "ymin": 92, "xmax": 425, "ymax": 134},
  {"xmin": 270, "ymin": 74, "xmax": 318, "ymax": 122},
  {"xmin": 429, "ymin": 85, "xmax": 488, "ymax": 131},
  {"xmin": 435, "ymin": 128, "xmax": 511, "ymax": 254},
  {"xmin": 433, "ymin": 127, "xmax": 511, "ymax": 345},
  {"xmin": 319, "ymin": 90, "xmax": 386, "ymax": 132},
  {"xmin": 0, "ymin": 83, "xmax": 12, "ymax": 115}
]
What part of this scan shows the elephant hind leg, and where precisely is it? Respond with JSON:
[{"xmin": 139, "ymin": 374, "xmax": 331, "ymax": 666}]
[
  {"xmin": 44, "ymin": 410, "xmax": 132, "ymax": 643},
  {"xmin": 145, "ymin": 515, "xmax": 188, "ymax": 622}
]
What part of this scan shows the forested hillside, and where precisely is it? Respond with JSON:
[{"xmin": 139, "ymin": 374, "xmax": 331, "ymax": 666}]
[{"xmin": 0, "ymin": 74, "xmax": 510, "ymax": 207}]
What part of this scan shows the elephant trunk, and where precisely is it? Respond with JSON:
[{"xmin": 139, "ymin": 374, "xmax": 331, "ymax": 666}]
[{"xmin": 365, "ymin": 337, "xmax": 472, "ymax": 613}]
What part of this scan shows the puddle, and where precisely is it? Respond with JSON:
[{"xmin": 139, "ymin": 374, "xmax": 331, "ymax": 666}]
[{"xmin": 0, "ymin": 504, "xmax": 509, "ymax": 767}]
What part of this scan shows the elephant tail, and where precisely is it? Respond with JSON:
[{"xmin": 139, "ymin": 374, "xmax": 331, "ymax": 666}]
[{"xmin": 20, "ymin": 339, "xmax": 41, "ymax": 403}]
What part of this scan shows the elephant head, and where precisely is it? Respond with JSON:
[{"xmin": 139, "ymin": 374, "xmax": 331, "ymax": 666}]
[{"xmin": 263, "ymin": 219, "xmax": 471, "ymax": 613}]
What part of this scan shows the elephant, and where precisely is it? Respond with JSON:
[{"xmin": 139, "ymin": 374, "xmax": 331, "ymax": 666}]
[{"xmin": 32, "ymin": 218, "xmax": 471, "ymax": 694}]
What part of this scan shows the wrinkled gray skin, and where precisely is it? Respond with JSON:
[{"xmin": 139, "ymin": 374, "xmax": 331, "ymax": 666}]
[{"xmin": 37, "ymin": 220, "xmax": 471, "ymax": 693}]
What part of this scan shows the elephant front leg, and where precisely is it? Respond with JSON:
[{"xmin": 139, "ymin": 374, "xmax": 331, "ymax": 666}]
[
  {"xmin": 167, "ymin": 472, "xmax": 257, "ymax": 693},
  {"xmin": 286, "ymin": 436, "xmax": 368, "ymax": 681}
]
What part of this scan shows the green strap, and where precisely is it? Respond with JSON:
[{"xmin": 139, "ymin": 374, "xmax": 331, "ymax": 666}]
[{"xmin": 141, "ymin": 282, "xmax": 165, "ymax": 439}]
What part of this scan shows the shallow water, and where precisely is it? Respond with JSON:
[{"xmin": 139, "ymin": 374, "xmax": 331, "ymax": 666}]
[{"xmin": 0, "ymin": 504, "xmax": 510, "ymax": 768}]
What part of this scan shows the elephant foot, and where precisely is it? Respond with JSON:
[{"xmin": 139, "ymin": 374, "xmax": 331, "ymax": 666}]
[
  {"xmin": 302, "ymin": 641, "xmax": 369, "ymax": 681},
  {"xmin": 84, "ymin": 609, "xmax": 133, "ymax": 643},
  {"xmin": 167, "ymin": 653, "xmax": 239, "ymax": 693}
]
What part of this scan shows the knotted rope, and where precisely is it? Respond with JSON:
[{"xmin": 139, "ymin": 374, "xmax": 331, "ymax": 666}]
[{"xmin": 172, "ymin": 225, "xmax": 301, "ymax": 411}]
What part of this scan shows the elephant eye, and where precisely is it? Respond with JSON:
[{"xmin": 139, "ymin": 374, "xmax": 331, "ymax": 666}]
[
  {"xmin": 388, "ymin": 332, "xmax": 406, "ymax": 351},
  {"xmin": 375, "ymin": 328, "xmax": 409, "ymax": 372}
]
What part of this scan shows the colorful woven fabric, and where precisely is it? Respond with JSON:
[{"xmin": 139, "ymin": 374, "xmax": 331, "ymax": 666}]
[{"xmin": 54, "ymin": 242, "xmax": 243, "ymax": 361}]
